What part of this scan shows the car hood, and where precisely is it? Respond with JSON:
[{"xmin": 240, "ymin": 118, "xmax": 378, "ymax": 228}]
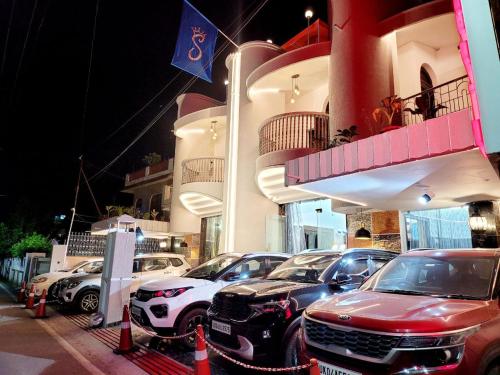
[
  {"xmin": 219, "ymin": 279, "xmax": 319, "ymax": 298},
  {"xmin": 64, "ymin": 273, "xmax": 101, "ymax": 282},
  {"xmin": 305, "ymin": 290, "xmax": 492, "ymax": 334},
  {"xmin": 139, "ymin": 276, "xmax": 213, "ymax": 291},
  {"xmin": 34, "ymin": 271, "xmax": 68, "ymax": 280}
]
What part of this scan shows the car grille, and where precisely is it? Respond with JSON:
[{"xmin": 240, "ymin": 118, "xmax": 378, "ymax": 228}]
[
  {"xmin": 304, "ymin": 318, "xmax": 401, "ymax": 360},
  {"xmin": 210, "ymin": 293, "xmax": 252, "ymax": 321},
  {"xmin": 135, "ymin": 289, "xmax": 156, "ymax": 302}
]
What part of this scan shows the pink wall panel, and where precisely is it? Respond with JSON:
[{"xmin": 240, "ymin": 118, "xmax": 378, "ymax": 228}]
[
  {"xmin": 427, "ymin": 117, "xmax": 452, "ymax": 155},
  {"xmin": 389, "ymin": 127, "xmax": 409, "ymax": 163},
  {"xmin": 408, "ymin": 123, "xmax": 429, "ymax": 160},
  {"xmin": 308, "ymin": 154, "xmax": 318, "ymax": 181},
  {"xmin": 373, "ymin": 133, "xmax": 391, "ymax": 167},
  {"xmin": 357, "ymin": 138, "xmax": 374, "ymax": 170},
  {"xmin": 343, "ymin": 143, "xmax": 358, "ymax": 173},
  {"xmin": 448, "ymin": 110, "xmax": 475, "ymax": 150},
  {"xmin": 298, "ymin": 157, "xmax": 306, "ymax": 183},
  {"xmin": 319, "ymin": 149, "xmax": 331, "ymax": 178},
  {"xmin": 331, "ymin": 145, "xmax": 345, "ymax": 175}
]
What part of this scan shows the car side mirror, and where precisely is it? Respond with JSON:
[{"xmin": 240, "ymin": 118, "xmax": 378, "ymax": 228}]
[{"xmin": 223, "ymin": 272, "xmax": 240, "ymax": 282}]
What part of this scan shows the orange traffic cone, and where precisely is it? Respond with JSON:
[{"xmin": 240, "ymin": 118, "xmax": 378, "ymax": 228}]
[
  {"xmin": 194, "ymin": 324, "xmax": 210, "ymax": 375},
  {"xmin": 113, "ymin": 305, "xmax": 137, "ymax": 354},
  {"xmin": 17, "ymin": 281, "xmax": 26, "ymax": 303},
  {"xmin": 32, "ymin": 289, "xmax": 48, "ymax": 319},
  {"xmin": 25, "ymin": 285, "xmax": 35, "ymax": 309},
  {"xmin": 310, "ymin": 358, "xmax": 320, "ymax": 375}
]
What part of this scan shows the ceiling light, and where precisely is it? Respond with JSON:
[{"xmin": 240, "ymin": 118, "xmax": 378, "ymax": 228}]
[
  {"xmin": 159, "ymin": 241, "xmax": 167, "ymax": 248},
  {"xmin": 294, "ymin": 85, "xmax": 300, "ymax": 96},
  {"xmin": 224, "ymin": 79, "xmax": 229, "ymax": 86},
  {"xmin": 290, "ymin": 97, "xmax": 295, "ymax": 104},
  {"xmin": 305, "ymin": 9, "xmax": 313, "ymax": 19},
  {"xmin": 418, "ymin": 192, "xmax": 434, "ymax": 205},
  {"xmin": 469, "ymin": 204, "xmax": 487, "ymax": 232},
  {"xmin": 290, "ymin": 74, "xmax": 300, "ymax": 104},
  {"xmin": 266, "ymin": 39, "xmax": 273, "ymax": 44}
]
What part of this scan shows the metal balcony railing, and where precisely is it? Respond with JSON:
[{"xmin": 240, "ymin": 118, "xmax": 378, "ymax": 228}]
[
  {"xmin": 181, "ymin": 157, "xmax": 224, "ymax": 184},
  {"xmin": 402, "ymin": 75, "xmax": 471, "ymax": 126},
  {"xmin": 259, "ymin": 112, "xmax": 329, "ymax": 156}
]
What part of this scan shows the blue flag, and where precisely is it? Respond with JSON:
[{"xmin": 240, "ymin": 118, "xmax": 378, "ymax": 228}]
[{"xmin": 171, "ymin": 0, "xmax": 218, "ymax": 83}]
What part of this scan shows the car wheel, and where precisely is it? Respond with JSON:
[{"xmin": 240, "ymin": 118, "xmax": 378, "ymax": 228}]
[
  {"xmin": 78, "ymin": 290, "xmax": 99, "ymax": 313},
  {"xmin": 284, "ymin": 328, "xmax": 300, "ymax": 369},
  {"xmin": 177, "ymin": 308, "xmax": 207, "ymax": 349},
  {"xmin": 487, "ymin": 361, "xmax": 500, "ymax": 375},
  {"xmin": 46, "ymin": 284, "xmax": 56, "ymax": 302}
]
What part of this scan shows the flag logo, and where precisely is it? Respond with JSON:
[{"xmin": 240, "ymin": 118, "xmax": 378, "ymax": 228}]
[{"xmin": 171, "ymin": 0, "xmax": 218, "ymax": 82}]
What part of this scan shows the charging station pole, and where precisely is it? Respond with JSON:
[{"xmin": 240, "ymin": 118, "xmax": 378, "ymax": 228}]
[{"xmin": 98, "ymin": 215, "xmax": 136, "ymax": 327}]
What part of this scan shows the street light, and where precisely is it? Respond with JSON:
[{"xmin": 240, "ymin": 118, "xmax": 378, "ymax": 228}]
[{"xmin": 305, "ymin": 9, "xmax": 313, "ymax": 45}]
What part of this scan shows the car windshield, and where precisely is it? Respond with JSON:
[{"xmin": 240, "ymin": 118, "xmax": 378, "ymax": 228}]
[
  {"xmin": 362, "ymin": 255, "xmax": 498, "ymax": 300},
  {"xmin": 60, "ymin": 261, "xmax": 88, "ymax": 272},
  {"xmin": 266, "ymin": 254, "xmax": 338, "ymax": 283},
  {"xmin": 184, "ymin": 254, "xmax": 241, "ymax": 280}
]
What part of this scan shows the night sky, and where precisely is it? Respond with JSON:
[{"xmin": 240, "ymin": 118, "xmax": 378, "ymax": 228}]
[{"xmin": 0, "ymin": 0, "xmax": 327, "ymax": 233}]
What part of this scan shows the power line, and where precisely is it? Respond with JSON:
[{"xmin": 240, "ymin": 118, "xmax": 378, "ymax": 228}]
[
  {"xmin": 88, "ymin": 0, "xmax": 269, "ymax": 181},
  {"xmin": 81, "ymin": 168, "xmax": 102, "ymax": 217},
  {"xmin": 10, "ymin": 0, "xmax": 39, "ymax": 104},
  {"xmin": 0, "ymin": 0, "xmax": 17, "ymax": 83},
  {"xmin": 87, "ymin": 0, "xmax": 261, "ymax": 154},
  {"xmin": 79, "ymin": 0, "xmax": 100, "ymax": 153}
]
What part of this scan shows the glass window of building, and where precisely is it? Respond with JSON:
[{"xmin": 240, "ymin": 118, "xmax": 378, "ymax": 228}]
[
  {"xmin": 285, "ymin": 198, "xmax": 347, "ymax": 253},
  {"xmin": 200, "ymin": 215, "xmax": 222, "ymax": 262},
  {"xmin": 404, "ymin": 206, "xmax": 472, "ymax": 250}
]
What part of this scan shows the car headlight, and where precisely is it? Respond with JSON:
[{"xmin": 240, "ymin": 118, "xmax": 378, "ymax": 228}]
[
  {"xmin": 152, "ymin": 287, "xmax": 192, "ymax": 298},
  {"xmin": 67, "ymin": 280, "xmax": 83, "ymax": 289},
  {"xmin": 250, "ymin": 299, "xmax": 290, "ymax": 315},
  {"xmin": 32, "ymin": 277, "xmax": 48, "ymax": 283},
  {"xmin": 397, "ymin": 327, "xmax": 478, "ymax": 348}
]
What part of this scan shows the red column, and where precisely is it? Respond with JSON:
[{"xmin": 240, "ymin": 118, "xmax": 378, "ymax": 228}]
[{"xmin": 328, "ymin": 0, "xmax": 395, "ymax": 139}]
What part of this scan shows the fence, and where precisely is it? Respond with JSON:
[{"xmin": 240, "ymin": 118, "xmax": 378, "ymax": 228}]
[
  {"xmin": 181, "ymin": 158, "xmax": 225, "ymax": 184},
  {"xmin": 401, "ymin": 75, "xmax": 471, "ymax": 126},
  {"xmin": 259, "ymin": 112, "xmax": 329, "ymax": 155}
]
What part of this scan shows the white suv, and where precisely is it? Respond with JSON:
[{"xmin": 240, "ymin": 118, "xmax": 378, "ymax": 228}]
[
  {"xmin": 28, "ymin": 258, "xmax": 104, "ymax": 298},
  {"xmin": 57, "ymin": 253, "xmax": 190, "ymax": 313},
  {"xmin": 131, "ymin": 252, "xmax": 290, "ymax": 347}
]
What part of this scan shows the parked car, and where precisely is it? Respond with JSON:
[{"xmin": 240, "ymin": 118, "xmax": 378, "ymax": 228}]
[
  {"xmin": 56, "ymin": 253, "xmax": 190, "ymax": 313},
  {"xmin": 27, "ymin": 258, "xmax": 104, "ymax": 298},
  {"xmin": 130, "ymin": 252, "xmax": 290, "ymax": 348},
  {"xmin": 206, "ymin": 249, "xmax": 398, "ymax": 365},
  {"xmin": 299, "ymin": 249, "xmax": 500, "ymax": 375}
]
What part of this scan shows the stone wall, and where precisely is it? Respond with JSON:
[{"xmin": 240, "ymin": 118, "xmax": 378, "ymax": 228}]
[{"xmin": 347, "ymin": 211, "xmax": 401, "ymax": 252}]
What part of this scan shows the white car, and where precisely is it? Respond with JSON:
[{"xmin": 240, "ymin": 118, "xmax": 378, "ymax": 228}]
[
  {"xmin": 28, "ymin": 258, "xmax": 104, "ymax": 298},
  {"xmin": 130, "ymin": 252, "xmax": 290, "ymax": 347},
  {"xmin": 57, "ymin": 253, "xmax": 190, "ymax": 313}
]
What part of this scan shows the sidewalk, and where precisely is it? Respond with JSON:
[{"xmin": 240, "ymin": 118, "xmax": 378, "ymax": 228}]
[{"xmin": 0, "ymin": 282, "xmax": 147, "ymax": 375}]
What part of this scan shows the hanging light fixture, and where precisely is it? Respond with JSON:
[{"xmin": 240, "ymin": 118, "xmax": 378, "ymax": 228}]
[
  {"xmin": 469, "ymin": 205, "xmax": 487, "ymax": 232},
  {"xmin": 354, "ymin": 211, "xmax": 371, "ymax": 240},
  {"xmin": 290, "ymin": 74, "xmax": 300, "ymax": 103},
  {"xmin": 210, "ymin": 120, "xmax": 218, "ymax": 140}
]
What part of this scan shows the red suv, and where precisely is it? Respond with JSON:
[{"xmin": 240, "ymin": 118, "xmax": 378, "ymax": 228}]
[{"xmin": 298, "ymin": 249, "xmax": 500, "ymax": 375}]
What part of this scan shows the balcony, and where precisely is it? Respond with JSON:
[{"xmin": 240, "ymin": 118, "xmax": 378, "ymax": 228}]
[
  {"xmin": 402, "ymin": 75, "xmax": 471, "ymax": 126},
  {"xmin": 124, "ymin": 158, "xmax": 174, "ymax": 188},
  {"xmin": 179, "ymin": 157, "xmax": 225, "ymax": 216},
  {"xmin": 256, "ymin": 112, "xmax": 329, "ymax": 204}
]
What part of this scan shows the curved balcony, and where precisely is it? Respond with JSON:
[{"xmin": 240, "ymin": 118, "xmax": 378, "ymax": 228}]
[
  {"xmin": 256, "ymin": 112, "xmax": 329, "ymax": 204},
  {"xmin": 179, "ymin": 157, "xmax": 224, "ymax": 216}
]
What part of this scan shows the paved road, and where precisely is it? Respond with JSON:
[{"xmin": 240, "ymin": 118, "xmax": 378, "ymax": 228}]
[{"xmin": 0, "ymin": 282, "xmax": 146, "ymax": 375}]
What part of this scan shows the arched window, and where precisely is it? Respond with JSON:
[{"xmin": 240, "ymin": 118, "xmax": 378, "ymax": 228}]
[
  {"xmin": 150, "ymin": 194, "xmax": 162, "ymax": 220},
  {"xmin": 417, "ymin": 65, "xmax": 438, "ymax": 120},
  {"xmin": 420, "ymin": 66, "xmax": 433, "ymax": 92}
]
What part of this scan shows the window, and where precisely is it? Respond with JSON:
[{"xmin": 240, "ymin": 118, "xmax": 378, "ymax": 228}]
[
  {"xmin": 333, "ymin": 257, "xmax": 368, "ymax": 284},
  {"xmin": 170, "ymin": 258, "xmax": 184, "ymax": 267},
  {"xmin": 231, "ymin": 258, "xmax": 268, "ymax": 280},
  {"xmin": 142, "ymin": 258, "xmax": 169, "ymax": 272},
  {"xmin": 132, "ymin": 259, "xmax": 141, "ymax": 273},
  {"xmin": 269, "ymin": 257, "xmax": 286, "ymax": 272},
  {"xmin": 82, "ymin": 261, "xmax": 103, "ymax": 274}
]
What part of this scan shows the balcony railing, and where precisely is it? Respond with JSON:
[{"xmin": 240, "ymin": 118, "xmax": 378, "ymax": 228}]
[
  {"xmin": 181, "ymin": 157, "xmax": 224, "ymax": 184},
  {"xmin": 402, "ymin": 75, "xmax": 471, "ymax": 126},
  {"xmin": 259, "ymin": 112, "xmax": 329, "ymax": 156}
]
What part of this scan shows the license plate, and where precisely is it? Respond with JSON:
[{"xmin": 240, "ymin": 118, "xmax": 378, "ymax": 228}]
[
  {"xmin": 131, "ymin": 306, "xmax": 142, "ymax": 320},
  {"xmin": 211, "ymin": 320, "xmax": 231, "ymax": 335},
  {"xmin": 317, "ymin": 361, "xmax": 362, "ymax": 375}
]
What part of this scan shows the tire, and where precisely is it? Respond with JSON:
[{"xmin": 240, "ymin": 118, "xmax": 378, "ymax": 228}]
[
  {"xmin": 284, "ymin": 328, "xmax": 300, "ymax": 370},
  {"xmin": 47, "ymin": 284, "xmax": 56, "ymax": 302},
  {"xmin": 487, "ymin": 361, "xmax": 500, "ymax": 375},
  {"xmin": 77, "ymin": 290, "xmax": 100, "ymax": 313},
  {"xmin": 177, "ymin": 307, "xmax": 207, "ymax": 349}
]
